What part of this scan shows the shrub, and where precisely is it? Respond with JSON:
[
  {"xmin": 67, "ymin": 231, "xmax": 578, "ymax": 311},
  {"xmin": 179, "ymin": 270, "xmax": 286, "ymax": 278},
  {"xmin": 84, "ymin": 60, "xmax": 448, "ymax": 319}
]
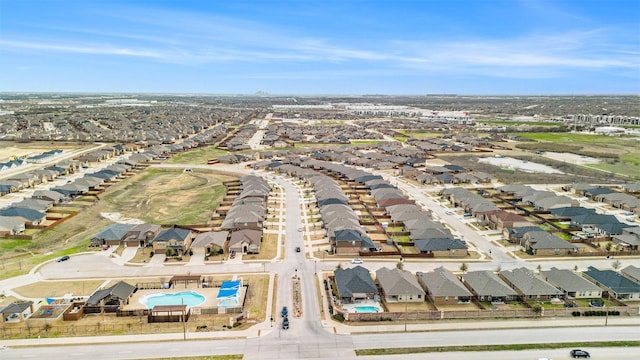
[
  {"xmin": 571, "ymin": 311, "xmax": 581, "ymax": 317},
  {"xmin": 332, "ymin": 313, "xmax": 344, "ymax": 322}
]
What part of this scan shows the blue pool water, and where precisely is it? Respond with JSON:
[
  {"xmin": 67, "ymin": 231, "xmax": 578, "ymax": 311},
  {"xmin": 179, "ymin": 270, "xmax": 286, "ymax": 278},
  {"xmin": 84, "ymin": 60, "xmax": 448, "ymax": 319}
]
[
  {"xmin": 353, "ymin": 305, "xmax": 381, "ymax": 313},
  {"xmin": 140, "ymin": 291, "xmax": 205, "ymax": 309}
]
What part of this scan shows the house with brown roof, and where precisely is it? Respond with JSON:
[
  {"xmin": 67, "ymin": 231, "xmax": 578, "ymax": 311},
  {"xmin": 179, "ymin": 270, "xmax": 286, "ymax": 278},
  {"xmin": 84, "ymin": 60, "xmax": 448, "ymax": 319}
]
[{"xmin": 228, "ymin": 229, "xmax": 262, "ymax": 254}]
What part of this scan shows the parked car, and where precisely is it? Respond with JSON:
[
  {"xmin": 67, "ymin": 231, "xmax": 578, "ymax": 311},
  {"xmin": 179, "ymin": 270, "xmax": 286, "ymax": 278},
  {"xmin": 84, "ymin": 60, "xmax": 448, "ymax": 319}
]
[
  {"xmin": 281, "ymin": 306, "xmax": 288, "ymax": 317},
  {"xmin": 282, "ymin": 317, "xmax": 289, "ymax": 329},
  {"xmin": 445, "ymin": 210, "xmax": 453, "ymax": 215},
  {"xmin": 230, "ymin": 250, "xmax": 236, "ymax": 259},
  {"xmin": 570, "ymin": 349, "xmax": 590, "ymax": 358},
  {"xmin": 56, "ymin": 255, "xmax": 70, "ymax": 262},
  {"xmin": 351, "ymin": 258, "xmax": 363, "ymax": 264}
]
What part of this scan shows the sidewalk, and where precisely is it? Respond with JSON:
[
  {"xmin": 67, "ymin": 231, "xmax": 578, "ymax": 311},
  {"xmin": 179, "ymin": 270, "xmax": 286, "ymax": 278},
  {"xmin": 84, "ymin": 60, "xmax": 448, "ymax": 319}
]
[{"xmin": 2, "ymin": 316, "xmax": 637, "ymax": 348}]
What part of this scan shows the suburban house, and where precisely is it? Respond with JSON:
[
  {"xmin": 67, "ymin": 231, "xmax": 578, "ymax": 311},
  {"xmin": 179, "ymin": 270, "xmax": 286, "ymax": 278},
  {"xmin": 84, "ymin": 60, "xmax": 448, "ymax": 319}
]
[
  {"xmin": 413, "ymin": 238, "xmax": 468, "ymax": 257},
  {"xmin": 334, "ymin": 266, "xmax": 378, "ymax": 304},
  {"xmin": 504, "ymin": 225, "xmax": 544, "ymax": 244},
  {"xmin": 375, "ymin": 267, "xmax": 425, "ymax": 303},
  {"xmin": 476, "ymin": 210, "xmax": 531, "ymax": 230},
  {"xmin": 190, "ymin": 231, "xmax": 229, "ymax": 255},
  {"xmin": 540, "ymin": 267, "xmax": 602, "ymax": 299},
  {"xmin": 32, "ymin": 189, "xmax": 67, "ymax": 203},
  {"xmin": 499, "ymin": 267, "xmax": 563, "ymax": 302},
  {"xmin": 228, "ymin": 229, "xmax": 262, "ymax": 254},
  {"xmin": 583, "ymin": 266, "xmax": 640, "ymax": 301},
  {"xmin": 0, "ymin": 207, "xmax": 46, "ymax": 226},
  {"xmin": 220, "ymin": 204, "xmax": 266, "ymax": 231},
  {"xmin": 121, "ymin": 224, "xmax": 162, "ymax": 248},
  {"xmin": 86, "ymin": 281, "xmax": 136, "ymax": 309},
  {"xmin": 11, "ymin": 198, "xmax": 53, "ymax": 213},
  {"xmin": 621, "ymin": 265, "xmax": 640, "ymax": 283},
  {"xmin": 612, "ymin": 227, "xmax": 640, "ymax": 251},
  {"xmin": 91, "ymin": 223, "xmax": 135, "ymax": 246},
  {"xmin": 417, "ymin": 267, "xmax": 472, "ymax": 305},
  {"xmin": 151, "ymin": 227, "xmax": 194, "ymax": 255},
  {"xmin": 0, "ymin": 216, "xmax": 26, "ymax": 236},
  {"xmin": 332, "ymin": 229, "xmax": 376, "ymax": 255},
  {"xmin": 522, "ymin": 231, "xmax": 578, "ymax": 256},
  {"xmin": 460, "ymin": 270, "xmax": 518, "ymax": 303}
]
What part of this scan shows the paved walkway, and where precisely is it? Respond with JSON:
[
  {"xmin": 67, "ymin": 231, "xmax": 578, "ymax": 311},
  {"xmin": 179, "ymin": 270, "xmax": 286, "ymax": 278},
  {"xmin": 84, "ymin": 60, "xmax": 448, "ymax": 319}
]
[{"xmin": 2, "ymin": 315, "xmax": 638, "ymax": 348}]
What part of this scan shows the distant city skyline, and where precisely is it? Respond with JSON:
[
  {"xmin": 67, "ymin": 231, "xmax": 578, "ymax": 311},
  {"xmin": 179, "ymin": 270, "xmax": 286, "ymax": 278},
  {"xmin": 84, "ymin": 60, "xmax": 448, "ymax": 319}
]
[{"xmin": 1, "ymin": 0, "xmax": 638, "ymax": 95}]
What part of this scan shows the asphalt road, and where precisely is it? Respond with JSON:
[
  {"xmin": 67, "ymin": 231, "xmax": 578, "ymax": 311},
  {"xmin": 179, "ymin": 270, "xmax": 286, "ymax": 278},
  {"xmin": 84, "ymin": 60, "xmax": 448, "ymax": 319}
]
[{"xmin": 1, "ymin": 329, "xmax": 638, "ymax": 360}]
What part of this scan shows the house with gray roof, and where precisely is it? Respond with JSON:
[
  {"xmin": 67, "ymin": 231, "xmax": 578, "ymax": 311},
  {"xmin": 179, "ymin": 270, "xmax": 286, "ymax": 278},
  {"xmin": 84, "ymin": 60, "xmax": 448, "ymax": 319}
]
[
  {"xmin": 0, "ymin": 207, "xmax": 46, "ymax": 226},
  {"xmin": 499, "ymin": 267, "xmax": 563, "ymax": 302},
  {"xmin": 10, "ymin": 198, "xmax": 53, "ymax": 213},
  {"xmin": 86, "ymin": 281, "xmax": 136, "ymax": 308},
  {"xmin": 376, "ymin": 267, "xmax": 425, "ymax": 303},
  {"xmin": 151, "ymin": 227, "xmax": 194, "ymax": 255},
  {"xmin": 332, "ymin": 229, "xmax": 375, "ymax": 255},
  {"xmin": 523, "ymin": 231, "xmax": 577, "ymax": 256},
  {"xmin": 583, "ymin": 266, "xmax": 640, "ymax": 301},
  {"xmin": 621, "ymin": 265, "xmax": 640, "ymax": 283},
  {"xmin": 334, "ymin": 266, "xmax": 378, "ymax": 304},
  {"xmin": 191, "ymin": 231, "xmax": 229, "ymax": 255},
  {"xmin": 414, "ymin": 238, "xmax": 468, "ymax": 257},
  {"xmin": 91, "ymin": 223, "xmax": 135, "ymax": 246},
  {"xmin": 32, "ymin": 189, "xmax": 67, "ymax": 203},
  {"xmin": 0, "ymin": 216, "xmax": 26, "ymax": 236},
  {"xmin": 417, "ymin": 267, "xmax": 472, "ymax": 305},
  {"xmin": 540, "ymin": 267, "xmax": 602, "ymax": 299},
  {"xmin": 460, "ymin": 270, "xmax": 517, "ymax": 303},
  {"xmin": 121, "ymin": 223, "xmax": 162, "ymax": 247}
]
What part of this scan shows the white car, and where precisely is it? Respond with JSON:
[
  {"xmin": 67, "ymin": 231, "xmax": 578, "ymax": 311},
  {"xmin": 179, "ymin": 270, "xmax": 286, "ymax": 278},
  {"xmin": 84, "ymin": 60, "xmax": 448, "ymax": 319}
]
[{"xmin": 351, "ymin": 258, "xmax": 363, "ymax": 264}]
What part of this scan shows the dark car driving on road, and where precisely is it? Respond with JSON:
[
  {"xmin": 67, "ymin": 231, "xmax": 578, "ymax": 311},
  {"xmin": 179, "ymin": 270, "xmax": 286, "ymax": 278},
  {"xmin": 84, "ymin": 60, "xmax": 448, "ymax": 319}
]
[{"xmin": 570, "ymin": 349, "xmax": 590, "ymax": 358}]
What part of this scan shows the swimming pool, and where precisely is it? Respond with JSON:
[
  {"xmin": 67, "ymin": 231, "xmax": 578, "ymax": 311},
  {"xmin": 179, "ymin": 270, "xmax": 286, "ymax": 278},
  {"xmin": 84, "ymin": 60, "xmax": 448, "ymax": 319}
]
[
  {"xmin": 139, "ymin": 291, "xmax": 205, "ymax": 309},
  {"xmin": 352, "ymin": 305, "xmax": 381, "ymax": 313}
]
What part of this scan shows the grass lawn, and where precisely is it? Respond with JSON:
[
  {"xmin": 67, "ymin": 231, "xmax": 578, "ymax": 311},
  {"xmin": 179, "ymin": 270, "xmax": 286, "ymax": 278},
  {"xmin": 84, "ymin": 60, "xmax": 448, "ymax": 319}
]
[
  {"xmin": 13, "ymin": 280, "xmax": 104, "ymax": 298},
  {"xmin": 167, "ymin": 145, "xmax": 229, "ymax": 165},
  {"xmin": 102, "ymin": 168, "xmax": 233, "ymax": 225},
  {"xmin": 394, "ymin": 130, "xmax": 442, "ymax": 139},
  {"xmin": 481, "ymin": 120, "xmax": 564, "ymax": 127},
  {"xmin": 242, "ymin": 232, "xmax": 278, "ymax": 261}
]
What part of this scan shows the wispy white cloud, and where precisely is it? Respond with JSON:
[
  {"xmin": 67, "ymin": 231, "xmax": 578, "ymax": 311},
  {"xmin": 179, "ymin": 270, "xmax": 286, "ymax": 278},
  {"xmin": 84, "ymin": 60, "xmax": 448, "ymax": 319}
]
[{"xmin": 0, "ymin": 39, "xmax": 165, "ymax": 59}]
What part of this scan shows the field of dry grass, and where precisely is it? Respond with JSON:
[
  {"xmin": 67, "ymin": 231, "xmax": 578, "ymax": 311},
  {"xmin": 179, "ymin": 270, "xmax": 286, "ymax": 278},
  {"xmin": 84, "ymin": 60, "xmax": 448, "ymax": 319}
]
[
  {"xmin": 13, "ymin": 280, "xmax": 105, "ymax": 298},
  {"xmin": 101, "ymin": 168, "xmax": 235, "ymax": 225}
]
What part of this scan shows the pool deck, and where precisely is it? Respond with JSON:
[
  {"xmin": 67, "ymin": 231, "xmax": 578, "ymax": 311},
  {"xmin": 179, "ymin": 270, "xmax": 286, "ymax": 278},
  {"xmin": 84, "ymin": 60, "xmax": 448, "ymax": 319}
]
[
  {"xmin": 123, "ymin": 285, "xmax": 219, "ymax": 310},
  {"xmin": 341, "ymin": 300, "xmax": 383, "ymax": 314}
]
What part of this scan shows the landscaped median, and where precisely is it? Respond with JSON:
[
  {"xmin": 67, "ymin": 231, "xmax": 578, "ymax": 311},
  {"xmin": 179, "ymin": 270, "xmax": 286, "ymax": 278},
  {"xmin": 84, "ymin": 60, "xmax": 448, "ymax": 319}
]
[{"xmin": 355, "ymin": 341, "xmax": 640, "ymax": 356}]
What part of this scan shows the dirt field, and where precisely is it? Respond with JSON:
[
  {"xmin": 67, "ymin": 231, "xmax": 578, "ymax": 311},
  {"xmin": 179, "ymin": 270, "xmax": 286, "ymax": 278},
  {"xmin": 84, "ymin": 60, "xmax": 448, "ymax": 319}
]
[{"xmin": 0, "ymin": 141, "xmax": 88, "ymax": 162}]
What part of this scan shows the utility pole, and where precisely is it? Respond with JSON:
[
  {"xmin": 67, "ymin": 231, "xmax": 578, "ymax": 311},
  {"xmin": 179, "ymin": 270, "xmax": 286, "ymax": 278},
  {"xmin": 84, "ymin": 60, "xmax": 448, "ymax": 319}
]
[{"xmin": 404, "ymin": 295, "xmax": 408, "ymax": 332}]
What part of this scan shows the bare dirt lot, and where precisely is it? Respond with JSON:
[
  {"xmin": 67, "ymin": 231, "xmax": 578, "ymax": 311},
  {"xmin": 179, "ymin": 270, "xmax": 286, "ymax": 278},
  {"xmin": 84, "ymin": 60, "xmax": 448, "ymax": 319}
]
[{"xmin": 0, "ymin": 141, "xmax": 88, "ymax": 162}]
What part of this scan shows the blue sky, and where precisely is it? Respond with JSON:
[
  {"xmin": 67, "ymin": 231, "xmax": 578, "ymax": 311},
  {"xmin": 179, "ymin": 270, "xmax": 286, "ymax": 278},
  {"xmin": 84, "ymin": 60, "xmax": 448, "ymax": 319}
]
[{"xmin": 1, "ymin": 0, "xmax": 638, "ymax": 94}]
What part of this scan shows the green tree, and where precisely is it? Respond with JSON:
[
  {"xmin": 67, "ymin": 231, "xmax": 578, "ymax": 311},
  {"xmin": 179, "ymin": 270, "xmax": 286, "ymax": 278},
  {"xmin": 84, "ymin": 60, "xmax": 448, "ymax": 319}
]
[
  {"xmin": 532, "ymin": 304, "xmax": 543, "ymax": 317},
  {"xmin": 459, "ymin": 262, "xmax": 468, "ymax": 273}
]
